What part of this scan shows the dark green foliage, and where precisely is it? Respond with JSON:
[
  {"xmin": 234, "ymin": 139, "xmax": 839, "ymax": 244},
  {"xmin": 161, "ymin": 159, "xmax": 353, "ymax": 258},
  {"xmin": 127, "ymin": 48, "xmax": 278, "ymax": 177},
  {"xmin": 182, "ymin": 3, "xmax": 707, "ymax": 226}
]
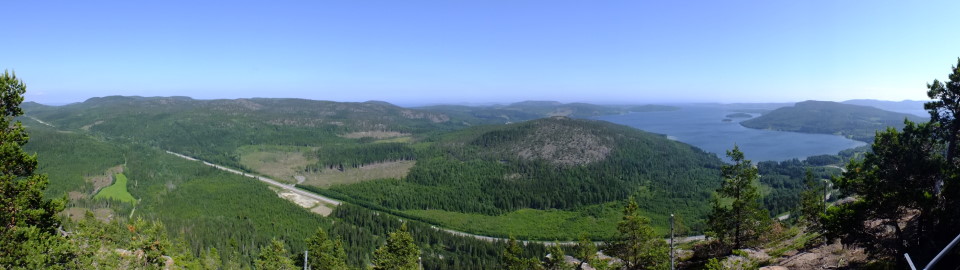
[
  {"xmin": 925, "ymin": 58, "xmax": 960, "ymax": 163},
  {"xmin": 606, "ymin": 199, "xmax": 668, "ymax": 270},
  {"xmin": 828, "ymin": 122, "xmax": 943, "ymax": 260},
  {"xmin": 544, "ymin": 244, "xmax": 570, "ymax": 270},
  {"xmin": 502, "ymin": 237, "xmax": 544, "ymax": 270},
  {"xmin": 708, "ymin": 146, "xmax": 770, "ymax": 249},
  {"xmin": 329, "ymin": 203, "xmax": 547, "ymax": 269},
  {"xmin": 925, "ymin": 59, "xmax": 960, "ymax": 239},
  {"xmin": 574, "ymin": 235, "xmax": 597, "ymax": 270},
  {"xmin": 65, "ymin": 214, "xmax": 208, "ymax": 269},
  {"xmin": 416, "ymin": 101, "xmax": 652, "ymax": 124},
  {"xmin": 24, "ymin": 96, "xmax": 460, "ymax": 169},
  {"xmin": 741, "ymin": 100, "xmax": 925, "ymax": 142},
  {"xmin": 255, "ymin": 239, "xmax": 297, "ymax": 270},
  {"xmin": 0, "ymin": 71, "xmax": 72, "ymax": 268},
  {"xmin": 798, "ymin": 170, "xmax": 825, "ymax": 232},
  {"xmin": 804, "ymin": 154, "xmax": 841, "ymax": 166},
  {"xmin": 309, "ymin": 143, "xmax": 415, "ymax": 171},
  {"xmin": 372, "ymin": 223, "xmax": 420, "ymax": 270},
  {"xmin": 22, "ymin": 124, "xmax": 124, "ymax": 197},
  {"xmin": 329, "ymin": 117, "xmax": 724, "ymax": 234},
  {"xmin": 25, "ymin": 125, "xmax": 333, "ymax": 267},
  {"xmin": 306, "ymin": 227, "xmax": 349, "ymax": 270},
  {"xmin": 757, "ymin": 159, "xmax": 840, "ymax": 216}
]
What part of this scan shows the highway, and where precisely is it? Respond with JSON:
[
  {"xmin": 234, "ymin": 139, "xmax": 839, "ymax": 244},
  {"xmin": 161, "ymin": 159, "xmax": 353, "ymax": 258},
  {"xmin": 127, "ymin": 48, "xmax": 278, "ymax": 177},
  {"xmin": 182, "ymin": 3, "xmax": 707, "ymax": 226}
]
[{"xmin": 164, "ymin": 150, "xmax": 705, "ymax": 245}]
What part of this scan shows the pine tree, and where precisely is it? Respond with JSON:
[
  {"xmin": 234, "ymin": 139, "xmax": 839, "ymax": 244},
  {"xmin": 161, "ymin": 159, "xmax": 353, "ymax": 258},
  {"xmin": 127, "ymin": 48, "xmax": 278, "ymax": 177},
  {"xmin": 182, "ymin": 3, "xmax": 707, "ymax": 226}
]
[
  {"xmin": 607, "ymin": 198, "xmax": 669, "ymax": 270},
  {"xmin": 502, "ymin": 236, "xmax": 543, "ymax": 270},
  {"xmin": 202, "ymin": 247, "xmax": 221, "ymax": 270},
  {"xmin": 573, "ymin": 235, "xmax": 596, "ymax": 270},
  {"xmin": 372, "ymin": 223, "xmax": 420, "ymax": 270},
  {"xmin": 306, "ymin": 227, "xmax": 348, "ymax": 270},
  {"xmin": 925, "ymin": 58, "xmax": 960, "ymax": 236},
  {"xmin": 543, "ymin": 243, "xmax": 570, "ymax": 270},
  {"xmin": 798, "ymin": 170, "xmax": 825, "ymax": 232},
  {"xmin": 707, "ymin": 146, "xmax": 770, "ymax": 249},
  {"xmin": 254, "ymin": 239, "xmax": 296, "ymax": 270},
  {"xmin": 0, "ymin": 70, "xmax": 72, "ymax": 268}
]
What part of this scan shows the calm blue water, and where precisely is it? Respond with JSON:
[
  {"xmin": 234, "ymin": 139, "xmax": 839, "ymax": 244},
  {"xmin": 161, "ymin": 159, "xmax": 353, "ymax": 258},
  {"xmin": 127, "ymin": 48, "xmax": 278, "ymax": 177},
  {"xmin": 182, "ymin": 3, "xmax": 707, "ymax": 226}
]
[{"xmin": 595, "ymin": 105, "xmax": 867, "ymax": 162}]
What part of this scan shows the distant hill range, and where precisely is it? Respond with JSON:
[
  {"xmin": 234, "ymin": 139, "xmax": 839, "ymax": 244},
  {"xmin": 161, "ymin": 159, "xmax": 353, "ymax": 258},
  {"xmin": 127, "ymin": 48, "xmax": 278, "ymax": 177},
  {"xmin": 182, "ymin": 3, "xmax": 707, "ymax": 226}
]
[
  {"xmin": 416, "ymin": 100, "xmax": 678, "ymax": 124},
  {"xmin": 741, "ymin": 100, "xmax": 926, "ymax": 142},
  {"xmin": 842, "ymin": 99, "xmax": 929, "ymax": 117}
]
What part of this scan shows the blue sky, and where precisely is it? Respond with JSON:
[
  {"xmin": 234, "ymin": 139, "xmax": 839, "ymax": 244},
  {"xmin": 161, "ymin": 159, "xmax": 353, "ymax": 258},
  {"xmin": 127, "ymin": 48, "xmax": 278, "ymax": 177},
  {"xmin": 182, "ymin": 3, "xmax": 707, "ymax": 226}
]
[{"xmin": 5, "ymin": 1, "xmax": 959, "ymax": 105}]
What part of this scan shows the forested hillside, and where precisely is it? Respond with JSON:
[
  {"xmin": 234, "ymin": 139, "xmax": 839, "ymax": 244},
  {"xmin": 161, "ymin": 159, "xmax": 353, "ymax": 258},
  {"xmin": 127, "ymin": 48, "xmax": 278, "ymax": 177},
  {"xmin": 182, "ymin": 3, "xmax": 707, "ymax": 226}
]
[
  {"xmin": 23, "ymin": 96, "xmax": 460, "ymax": 167},
  {"xmin": 22, "ymin": 120, "xmax": 543, "ymax": 268},
  {"xmin": 740, "ymin": 100, "xmax": 925, "ymax": 142},
  {"xmin": 416, "ymin": 100, "xmax": 676, "ymax": 124},
  {"xmin": 320, "ymin": 117, "xmax": 725, "ymax": 239}
]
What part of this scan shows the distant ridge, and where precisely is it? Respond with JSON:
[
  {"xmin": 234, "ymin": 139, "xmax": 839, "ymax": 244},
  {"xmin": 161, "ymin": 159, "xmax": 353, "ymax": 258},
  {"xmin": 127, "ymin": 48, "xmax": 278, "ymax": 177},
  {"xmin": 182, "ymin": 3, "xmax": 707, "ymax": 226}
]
[
  {"xmin": 416, "ymin": 100, "xmax": 678, "ymax": 124},
  {"xmin": 841, "ymin": 99, "xmax": 928, "ymax": 116},
  {"xmin": 741, "ymin": 100, "xmax": 925, "ymax": 142}
]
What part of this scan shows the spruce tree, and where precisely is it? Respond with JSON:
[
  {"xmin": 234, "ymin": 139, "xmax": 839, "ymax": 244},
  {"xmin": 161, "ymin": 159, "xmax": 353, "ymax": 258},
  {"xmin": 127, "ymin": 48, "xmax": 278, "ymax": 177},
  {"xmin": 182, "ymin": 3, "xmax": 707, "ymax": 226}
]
[
  {"xmin": 501, "ymin": 236, "xmax": 542, "ymax": 270},
  {"xmin": 798, "ymin": 170, "xmax": 825, "ymax": 232},
  {"xmin": 0, "ymin": 70, "xmax": 71, "ymax": 268},
  {"xmin": 254, "ymin": 239, "xmax": 296, "ymax": 270},
  {"xmin": 372, "ymin": 223, "xmax": 420, "ymax": 270},
  {"xmin": 543, "ymin": 243, "xmax": 570, "ymax": 270},
  {"xmin": 607, "ymin": 198, "xmax": 668, "ymax": 270},
  {"xmin": 707, "ymin": 145, "xmax": 769, "ymax": 249},
  {"xmin": 306, "ymin": 227, "xmax": 348, "ymax": 270},
  {"xmin": 573, "ymin": 235, "xmax": 596, "ymax": 270}
]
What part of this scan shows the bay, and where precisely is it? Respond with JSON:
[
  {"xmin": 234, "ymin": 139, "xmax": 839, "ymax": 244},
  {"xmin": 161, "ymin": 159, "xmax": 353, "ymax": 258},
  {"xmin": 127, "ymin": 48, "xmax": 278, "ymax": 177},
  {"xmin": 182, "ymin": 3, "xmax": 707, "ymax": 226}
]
[{"xmin": 595, "ymin": 105, "xmax": 867, "ymax": 162}]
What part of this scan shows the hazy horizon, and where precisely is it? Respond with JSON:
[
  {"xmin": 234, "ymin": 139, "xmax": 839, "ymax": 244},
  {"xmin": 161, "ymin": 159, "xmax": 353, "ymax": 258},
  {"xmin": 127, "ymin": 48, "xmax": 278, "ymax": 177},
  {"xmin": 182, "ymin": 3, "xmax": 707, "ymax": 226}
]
[
  {"xmin": 25, "ymin": 94, "xmax": 933, "ymax": 110},
  {"xmin": 7, "ymin": 1, "xmax": 959, "ymax": 105}
]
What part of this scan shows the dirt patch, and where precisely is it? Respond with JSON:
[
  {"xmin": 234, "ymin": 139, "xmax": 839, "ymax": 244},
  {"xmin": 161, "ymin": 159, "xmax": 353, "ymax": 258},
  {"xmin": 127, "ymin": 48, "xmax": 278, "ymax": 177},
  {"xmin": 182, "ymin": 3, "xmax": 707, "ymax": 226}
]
[
  {"xmin": 93, "ymin": 208, "xmax": 115, "ymax": 222},
  {"xmin": 62, "ymin": 207, "xmax": 88, "ymax": 222},
  {"xmin": 85, "ymin": 165, "xmax": 124, "ymax": 193},
  {"xmin": 340, "ymin": 131, "xmax": 410, "ymax": 139},
  {"xmin": 510, "ymin": 118, "xmax": 613, "ymax": 166},
  {"xmin": 239, "ymin": 150, "xmax": 315, "ymax": 185},
  {"xmin": 310, "ymin": 203, "xmax": 335, "ymax": 216},
  {"xmin": 68, "ymin": 191, "xmax": 88, "ymax": 201},
  {"xmin": 80, "ymin": 120, "xmax": 105, "ymax": 131},
  {"xmin": 303, "ymin": 160, "xmax": 416, "ymax": 187},
  {"xmin": 240, "ymin": 148, "xmax": 414, "ymax": 187},
  {"xmin": 61, "ymin": 207, "xmax": 115, "ymax": 223},
  {"xmin": 276, "ymin": 190, "xmax": 335, "ymax": 217},
  {"xmin": 776, "ymin": 241, "xmax": 867, "ymax": 269}
]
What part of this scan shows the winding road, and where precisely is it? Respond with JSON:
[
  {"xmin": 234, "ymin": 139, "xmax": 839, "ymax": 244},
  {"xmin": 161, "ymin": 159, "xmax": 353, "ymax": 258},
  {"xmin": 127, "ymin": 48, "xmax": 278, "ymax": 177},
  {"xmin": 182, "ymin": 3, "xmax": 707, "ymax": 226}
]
[{"xmin": 165, "ymin": 150, "xmax": 705, "ymax": 246}]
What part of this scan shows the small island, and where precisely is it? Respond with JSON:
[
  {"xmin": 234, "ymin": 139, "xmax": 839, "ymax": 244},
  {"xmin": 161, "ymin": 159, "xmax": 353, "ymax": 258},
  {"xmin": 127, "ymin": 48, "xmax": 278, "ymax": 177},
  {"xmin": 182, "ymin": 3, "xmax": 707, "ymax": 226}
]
[{"xmin": 725, "ymin": 112, "xmax": 753, "ymax": 119}]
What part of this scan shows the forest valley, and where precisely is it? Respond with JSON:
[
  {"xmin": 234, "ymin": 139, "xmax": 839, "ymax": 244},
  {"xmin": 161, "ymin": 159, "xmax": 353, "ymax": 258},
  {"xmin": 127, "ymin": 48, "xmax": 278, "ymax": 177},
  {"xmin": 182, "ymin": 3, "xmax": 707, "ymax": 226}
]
[{"xmin": 2, "ymin": 59, "xmax": 960, "ymax": 269}]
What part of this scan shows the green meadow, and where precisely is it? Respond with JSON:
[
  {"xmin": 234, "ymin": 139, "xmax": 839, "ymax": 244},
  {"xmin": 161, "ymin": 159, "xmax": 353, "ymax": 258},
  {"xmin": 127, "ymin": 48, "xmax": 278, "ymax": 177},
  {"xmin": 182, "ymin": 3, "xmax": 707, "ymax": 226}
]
[{"xmin": 94, "ymin": 173, "xmax": 136, "ymax": 204}]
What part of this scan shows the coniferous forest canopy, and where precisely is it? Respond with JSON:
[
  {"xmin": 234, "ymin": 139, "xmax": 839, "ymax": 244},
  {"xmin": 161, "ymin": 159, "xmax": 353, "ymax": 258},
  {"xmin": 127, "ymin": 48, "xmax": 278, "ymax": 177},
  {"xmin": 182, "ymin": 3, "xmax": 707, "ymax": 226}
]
[{"xmin": 4, "ymin": 58, "xmax": 960, "ymax": 269}]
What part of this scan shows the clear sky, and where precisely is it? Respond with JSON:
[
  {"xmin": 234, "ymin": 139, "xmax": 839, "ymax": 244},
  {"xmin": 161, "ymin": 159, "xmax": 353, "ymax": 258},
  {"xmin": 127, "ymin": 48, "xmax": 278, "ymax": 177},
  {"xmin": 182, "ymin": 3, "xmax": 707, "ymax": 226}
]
[{"xmin": 5, "ymin": 1, "xmax": 959, "ymax": 105}]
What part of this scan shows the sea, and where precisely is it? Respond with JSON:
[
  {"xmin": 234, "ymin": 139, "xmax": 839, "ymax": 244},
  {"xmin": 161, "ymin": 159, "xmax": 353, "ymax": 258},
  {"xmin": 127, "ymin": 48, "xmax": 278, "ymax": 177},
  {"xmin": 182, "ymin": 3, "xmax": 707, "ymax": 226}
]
[{"xmin": 595, "ymin": 104, "xmax": 868, "ymax": 162}]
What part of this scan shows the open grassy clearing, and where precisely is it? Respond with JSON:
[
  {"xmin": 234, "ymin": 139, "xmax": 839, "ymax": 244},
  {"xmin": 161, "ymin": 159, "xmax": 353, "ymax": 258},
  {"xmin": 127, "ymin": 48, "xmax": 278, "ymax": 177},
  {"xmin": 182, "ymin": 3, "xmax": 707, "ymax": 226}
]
[
  {"xmin": 84, "ymin": 164, "xmax": 124, "ymax": 194},
  {"xmin": 238, "ymin": 145, "xmax": 415, "ymax": 187},
  {"xmin": 339, "ymin": 131, "xmax": 409, "ymax": 139},
  {"xmin": 62, "ymin": 207, "xmax": 115, "ymax": 222},
  {"xmin": 303, "ymin": 160, "xmax": 415, "ymax": 187},
  {"xmin": 94, "ymin": 173, "xmax": 136, "ymax": 204},
  {"xmin": 238, "ymin": 146, "xmax": 316, "ymax": 184},
  {"xmin": 403, "ymin": 203, "xmax": 625, "ymax": 241},
  {"xmin": 374, "ymin": 136, "xmax": 413, "ymax": 143}
]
